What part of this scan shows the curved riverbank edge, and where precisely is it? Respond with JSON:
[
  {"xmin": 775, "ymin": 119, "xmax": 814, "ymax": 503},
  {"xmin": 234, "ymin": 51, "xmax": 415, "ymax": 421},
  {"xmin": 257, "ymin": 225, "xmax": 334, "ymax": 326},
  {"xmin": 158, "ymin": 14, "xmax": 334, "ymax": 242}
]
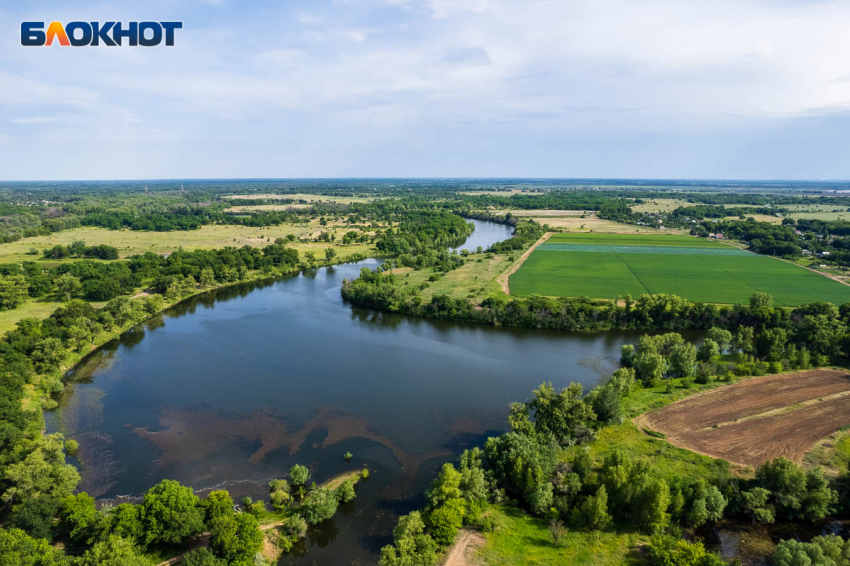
[{"xmin": 36, "ymin": 256, "xmax": 385, "ymax": 431}]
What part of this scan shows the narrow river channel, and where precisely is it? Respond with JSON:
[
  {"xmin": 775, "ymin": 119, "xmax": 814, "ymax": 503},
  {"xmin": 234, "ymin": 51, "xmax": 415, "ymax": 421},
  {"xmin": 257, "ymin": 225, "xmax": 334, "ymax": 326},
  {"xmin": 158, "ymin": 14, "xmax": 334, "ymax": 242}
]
[{"xmin": 47, "ymin": 219, "xmax": 648, "ymax": 565}]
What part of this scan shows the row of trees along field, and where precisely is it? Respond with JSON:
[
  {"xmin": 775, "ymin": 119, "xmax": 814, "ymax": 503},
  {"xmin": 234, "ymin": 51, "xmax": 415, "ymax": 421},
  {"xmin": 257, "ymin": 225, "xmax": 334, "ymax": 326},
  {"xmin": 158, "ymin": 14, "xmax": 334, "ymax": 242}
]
[
  {"xmin": 0, "ymin": 243, "xmax": 301, "ymax": 309},
  {"xmin": 2, "ymin": 461, "xmax": 361, "ymax": 565},
  {"xmin": 379, "ymin": 330, "xmax": 850, "ymax": 566}
]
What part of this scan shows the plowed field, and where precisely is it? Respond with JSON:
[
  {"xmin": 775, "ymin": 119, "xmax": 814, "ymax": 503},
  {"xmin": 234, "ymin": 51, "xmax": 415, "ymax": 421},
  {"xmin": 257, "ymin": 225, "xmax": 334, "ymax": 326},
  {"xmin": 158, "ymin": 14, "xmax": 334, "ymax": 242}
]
[{"xmin": 640, "ymin": 369, "xmax": 850, "ymax": 468}]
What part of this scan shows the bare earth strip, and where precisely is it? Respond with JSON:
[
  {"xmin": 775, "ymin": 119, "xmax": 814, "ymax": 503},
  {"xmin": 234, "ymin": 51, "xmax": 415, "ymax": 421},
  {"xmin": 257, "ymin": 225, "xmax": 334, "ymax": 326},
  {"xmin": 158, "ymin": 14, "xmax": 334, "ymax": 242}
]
[
  {"xmin": 640, "ymin": 369, "xmax": 850, "ymax": 468},
  {"xmin": 442, "ymin": 530, "xmax": 486, "ymax": 566},
  {"xmin": 497, "ymin": 232, "xmax": 552, "ymax": 295}
]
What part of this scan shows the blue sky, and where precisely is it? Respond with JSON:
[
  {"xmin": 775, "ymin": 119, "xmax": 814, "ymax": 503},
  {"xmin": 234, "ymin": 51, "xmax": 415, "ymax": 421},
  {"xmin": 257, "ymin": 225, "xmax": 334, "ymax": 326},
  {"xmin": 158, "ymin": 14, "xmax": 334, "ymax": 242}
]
[{"xmin": 2, "ymin": 0, "xmax": 850, "ymax": 180}]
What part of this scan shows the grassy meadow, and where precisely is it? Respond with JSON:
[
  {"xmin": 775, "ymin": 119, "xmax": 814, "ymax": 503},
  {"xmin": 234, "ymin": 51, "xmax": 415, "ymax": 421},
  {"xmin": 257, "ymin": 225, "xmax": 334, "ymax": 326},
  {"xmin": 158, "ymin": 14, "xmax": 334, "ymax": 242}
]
[
  {"xmin": 510, "ymin": 232, "xmax": 850, "ymax": 306},
  {"xmin": 474, "ymin": 505, "xmax": 648, "ymax": 566}
]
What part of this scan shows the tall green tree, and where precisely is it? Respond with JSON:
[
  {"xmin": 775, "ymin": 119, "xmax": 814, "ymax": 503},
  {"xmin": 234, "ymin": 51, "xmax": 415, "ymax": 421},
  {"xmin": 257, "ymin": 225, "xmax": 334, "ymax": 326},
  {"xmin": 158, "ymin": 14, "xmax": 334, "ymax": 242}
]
[{"xmin": 140, "ymin": 480, "xmax": 204, "ymax": 545}]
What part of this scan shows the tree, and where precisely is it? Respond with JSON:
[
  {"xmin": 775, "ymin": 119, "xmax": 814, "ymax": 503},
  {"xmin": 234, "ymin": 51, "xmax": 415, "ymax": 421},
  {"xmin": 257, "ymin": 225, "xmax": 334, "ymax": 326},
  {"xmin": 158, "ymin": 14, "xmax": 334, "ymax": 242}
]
[
  {"xmin": 733, "ymin": 326, "xmax": 755, "ymax": 355},
  {"xmin": 269, "ymin": 479, "xmax": 291, "ymax": 511},
  {"xmin": 635, "ymin": 349, "xmax": 665, "ymax": 385},
  {"xmin": 199, "ymin": 268, "xmax": 216, "ymax": 289},
  {"xmin": 529, "ymin": 482, "xmax": 554, "ymax": 516},
  {"xmin": 571, "ymin": 485, "xmax": 611, "ymax": 530},
  {"xmin": 425, "ymin": 463, "xmax": 463, "ymax": 508},
  {"xmin": 750, "ymin": 292, "xmax": 775, "ymax": 322},
  {"xmin": 203, "ymin": 490, "xmax": 234, "ymax": 523},
  {"xmin": 742, "ymin": 488, "xmax": 775, "ymax": 524},
  {"xmin": 76, "ymin": 535, "xmax": 152, "ymax": 566},
  {"xmin": 105, "ymin": 503, "xmax": 144, "ymax": 544},
  {"xmin": 528, "ymin": 382, "xmax": 596, "ymax": 442},
  {"xmin": 0, "ymin": 528, "xmax": 68, "ymax": 566},
  {"xmin": 208, "ymin": 512, "xmax": 263, "ymax": 564},
  {"xmin": 379, "ymin": 511, "xmax": 438, "ymax": 566},
  {"xmin": 698, "ymin": 339, "xmax": 719, "ymax": 362},
  {"xmin": 648, "ymin": 534, "xmax": 727, "ymax": 566},
  {"xmin": 30, "ymin": 337, "xmax": 67, "ymax": 373},
  {"xmin": 756, "ymin": 327, "xmax": 788, "ymax": 362},
  {"xmin": 458, "ymin": 448, "xmax": 488, "ymax": 514},
  {"xmin": 3, "ymin": 434, "xmax": 80, "ymax": 505},
  {"xmin": 706, "ymin": 328, "xmax": 733, "ymax": 352},
  {"xmin": 325, "ymin": 247, "xmax": 337, "ymax": 262},
  {"xmin": 182, "ymin": 548, "xmax": 226, "ymax": 566},
  {"xmin": 668, "ymin": 342, "xmax": 697, "ymax": 377},
  {"xmin": 686, "ymin": 480, "xmax": 726, "ymax": 528},
  {"xmin": 59, "ymin": 493, "xmax": 103, "ymax": 545},
  {"xmin": 336, "ymin": 479, "xmax": 356, "ymax": 503},
  {"xmin": 301, "ymin": 487, "xmax": 339, "ymax": 524},
  {"xmin": 634, "ymin": 476, "xmax": 670, "ymax": 532},
  {"xmin": 426, "ymin": 498, "xmax": 464, "ymax": 546},
  {"xmin": 587, "ymin": 383, "xmax": 623, "ymax": 425},
  {"xmin": 774, "ymin": 535, "xmax": 850, "ymax": 566},
  {"xmin": 140, "ymin": 479, "xmax": 204, "ymax": 545},
  {"xmin": 756, "ymin": 457, "xmax": 812, "ymax": 520},
  {"xmin": 0, "ymin": 275, "xmax": 29, "ymax": 310},
  {"xmin": 54, "ymin": 274, "xmax": 82, "ymax": 302},
  {"xmin": 289, "ymin": 464, "xmax": 310, "ymax": 487}
]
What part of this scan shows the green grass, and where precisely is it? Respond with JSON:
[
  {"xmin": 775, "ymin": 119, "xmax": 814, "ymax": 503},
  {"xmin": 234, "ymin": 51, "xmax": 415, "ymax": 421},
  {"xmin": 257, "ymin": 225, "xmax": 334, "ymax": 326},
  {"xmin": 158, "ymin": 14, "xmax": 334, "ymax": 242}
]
[
  {"xmin": 390, "ymin": 252, "xmax": 513, "ymax": 302},
  {"xmin": 511, "ymin": 234, "xmax": 850, "ymax": 306},
  {"xmin": 566, "ymin": 421, "xmax": 730, "ymax": 483},
  {"xmin": 803, "ymin": 427, "xmax": 850, "ymax": 476},
  {"xmin": 0, "ymin": 299, "xmax": 67, "ymax": 335},
  {"xmin": 475, "ymin": 505, "xmax": 648, "ymax": 566}
]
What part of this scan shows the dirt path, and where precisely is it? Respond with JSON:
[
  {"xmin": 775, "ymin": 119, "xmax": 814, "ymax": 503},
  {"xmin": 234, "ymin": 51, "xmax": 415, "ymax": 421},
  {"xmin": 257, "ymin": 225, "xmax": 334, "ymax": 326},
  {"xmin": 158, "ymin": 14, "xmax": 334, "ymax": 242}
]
[
  {"xmin": 771, "ymin": 255, "xmax": 850, "ymax": 286},
  {"xmin": 720, "ymin": 241, "xmax": 850, "ymax": 286},
  {"xmin": 442, "ymin": 530, "xmax": 486, "ymax": 566},
  {"xmin": 496, "ymin": 232, "xmax": 552, "ymax": 295}
]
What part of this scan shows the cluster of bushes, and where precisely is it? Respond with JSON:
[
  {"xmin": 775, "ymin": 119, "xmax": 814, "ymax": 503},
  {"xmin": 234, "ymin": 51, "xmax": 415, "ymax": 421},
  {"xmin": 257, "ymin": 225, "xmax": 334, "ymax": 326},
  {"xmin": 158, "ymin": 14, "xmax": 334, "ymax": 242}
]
[
  {"xmin": 375, "ymin": 211, "xmax": 474, "ymax": 258},
  {"xmin": 42, "ymin": 241, "xmax": 120, "ymax": 260}
]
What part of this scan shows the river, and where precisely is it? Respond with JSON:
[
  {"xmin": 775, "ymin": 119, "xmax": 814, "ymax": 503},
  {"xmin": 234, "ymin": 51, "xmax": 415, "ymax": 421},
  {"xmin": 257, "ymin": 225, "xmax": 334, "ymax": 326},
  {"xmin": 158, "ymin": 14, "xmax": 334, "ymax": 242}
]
[{"xmin": 46, "ymin": 219, "xmax": 646, "ymax": 565}]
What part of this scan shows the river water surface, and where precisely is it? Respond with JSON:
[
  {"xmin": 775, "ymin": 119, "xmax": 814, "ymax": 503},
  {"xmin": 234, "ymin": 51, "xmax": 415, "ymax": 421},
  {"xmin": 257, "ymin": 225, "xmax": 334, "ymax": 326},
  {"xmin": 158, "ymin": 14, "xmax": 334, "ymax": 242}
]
[{"xmin": 47, "ymin": 220, "xmax": 645, "ymax": 565}]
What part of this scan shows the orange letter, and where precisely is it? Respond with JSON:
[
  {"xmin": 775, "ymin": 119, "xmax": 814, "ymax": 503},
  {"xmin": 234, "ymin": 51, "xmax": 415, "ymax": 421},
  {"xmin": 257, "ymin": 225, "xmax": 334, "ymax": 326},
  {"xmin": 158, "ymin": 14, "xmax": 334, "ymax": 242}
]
[{"xmin": 45, "ymin": 21, "xmax": 69, "ymax": 46}]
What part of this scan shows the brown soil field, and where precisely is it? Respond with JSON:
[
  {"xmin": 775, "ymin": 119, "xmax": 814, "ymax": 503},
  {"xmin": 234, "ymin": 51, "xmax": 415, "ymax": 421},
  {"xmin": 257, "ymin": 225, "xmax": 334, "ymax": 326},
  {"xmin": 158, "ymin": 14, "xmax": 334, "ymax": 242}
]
[{"xmin": 641, "ymin": 369, "xmax": 850, "ymax": 468}]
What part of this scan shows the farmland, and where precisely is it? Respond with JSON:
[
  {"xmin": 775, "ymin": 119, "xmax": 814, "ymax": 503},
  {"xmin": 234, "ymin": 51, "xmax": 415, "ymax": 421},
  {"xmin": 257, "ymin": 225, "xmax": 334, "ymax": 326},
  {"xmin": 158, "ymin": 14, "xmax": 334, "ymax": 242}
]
[
  {"xmin": 639, "ymin": 369, "xmax": 850, "ymax": 468},
  {"xmin": 509, "ymin": 232, "xmax": 850, "ymax": 305}
]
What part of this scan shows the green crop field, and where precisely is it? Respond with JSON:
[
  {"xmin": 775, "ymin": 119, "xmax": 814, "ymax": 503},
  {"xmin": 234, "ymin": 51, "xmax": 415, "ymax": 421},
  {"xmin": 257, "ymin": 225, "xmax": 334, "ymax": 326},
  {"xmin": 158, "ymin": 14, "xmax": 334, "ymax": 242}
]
[{"xmin": 510, "ymin": 233, "xmax": 850, "ymax": 306}]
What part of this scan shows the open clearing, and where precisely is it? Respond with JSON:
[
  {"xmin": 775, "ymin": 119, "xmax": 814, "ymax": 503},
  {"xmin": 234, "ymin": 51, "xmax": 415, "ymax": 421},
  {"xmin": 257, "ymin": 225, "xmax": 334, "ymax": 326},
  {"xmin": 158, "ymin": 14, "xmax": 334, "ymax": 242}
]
[
  {"xmin": 0, "ymin": 223, "xmax": 376, "ymax": 264},
  {"xmin": 505, "ymin": 210, "xmax": 669, "ymax": 233},
  {"xmin": 509, "ymin": 232, "xmax": 850, "ymax": 305},
  {"xmin": 640, "ymin": 369, "xmax": 850, "ymax": 468}
]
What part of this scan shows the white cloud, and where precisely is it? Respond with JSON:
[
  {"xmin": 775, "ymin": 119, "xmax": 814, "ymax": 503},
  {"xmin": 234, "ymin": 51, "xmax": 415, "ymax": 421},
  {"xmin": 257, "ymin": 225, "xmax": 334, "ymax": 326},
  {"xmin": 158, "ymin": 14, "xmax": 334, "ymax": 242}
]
[
  {"xmin": 10, "ymin": 116, "xmax": 59, "ymax": 124},
  {"xmin": 2, "ymin": 0, "xmax": 850, "ymax": 178}
]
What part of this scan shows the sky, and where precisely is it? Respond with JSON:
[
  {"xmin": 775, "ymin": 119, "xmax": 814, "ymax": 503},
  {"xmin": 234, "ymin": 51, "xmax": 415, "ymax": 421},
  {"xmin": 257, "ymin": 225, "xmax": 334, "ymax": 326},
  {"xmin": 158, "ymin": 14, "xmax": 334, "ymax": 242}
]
[{"xmin": 2, "ymin": 0, "xmax": 850, "ymax": 181}]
